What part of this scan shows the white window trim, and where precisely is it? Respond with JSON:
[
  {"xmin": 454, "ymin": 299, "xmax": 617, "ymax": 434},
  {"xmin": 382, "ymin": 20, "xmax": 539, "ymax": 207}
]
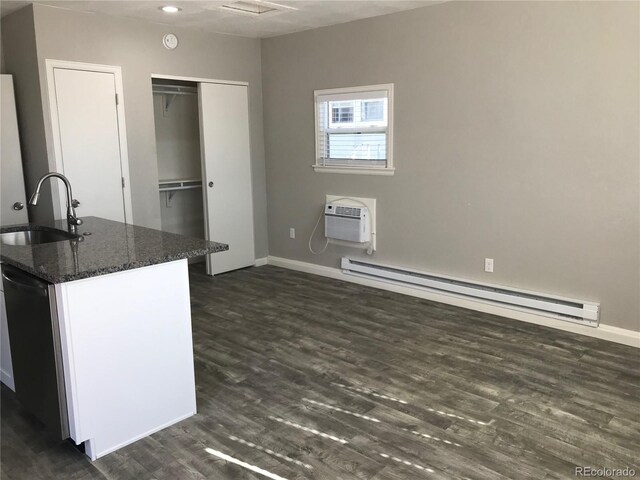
[
  {"xmin": 312, "ymin": 166, "xmax": 396, "ymax": 175},
  {"xmin": 313, "ymin": 83, "xmax": 394, "ymax": 176}
]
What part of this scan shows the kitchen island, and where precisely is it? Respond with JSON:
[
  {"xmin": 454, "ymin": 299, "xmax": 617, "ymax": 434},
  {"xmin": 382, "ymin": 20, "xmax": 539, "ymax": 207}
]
[{"xmin": 0, "ymin": 217, "xmax": 227, "ymax": 460}]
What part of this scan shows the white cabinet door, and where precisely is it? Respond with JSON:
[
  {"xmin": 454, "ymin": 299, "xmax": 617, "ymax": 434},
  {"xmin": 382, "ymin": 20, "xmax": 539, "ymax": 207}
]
[
  {"xmin": 50, "ymin": 67, "xmax": 128, "ymax": 223},
  {"xmin": 198, "ymin": 83, "xmax": 254, "ymax": 275},
  {"xmin": 0, "ymin": 283, "xmax": 15, "ymax": 391},
  {"xmin": 1, "ymin": 75, "xmax": 28, "ymax": 226}
]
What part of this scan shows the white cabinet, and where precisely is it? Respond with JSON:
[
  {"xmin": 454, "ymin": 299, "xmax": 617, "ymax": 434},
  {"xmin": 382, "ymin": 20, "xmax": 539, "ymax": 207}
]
[
  {"xmin": 0, "ymin": 274, "xmax": 15, "ymax": 391},
  {"xmin": 55, "ymin": 260, "xmax": 196, "ymax": 459}
]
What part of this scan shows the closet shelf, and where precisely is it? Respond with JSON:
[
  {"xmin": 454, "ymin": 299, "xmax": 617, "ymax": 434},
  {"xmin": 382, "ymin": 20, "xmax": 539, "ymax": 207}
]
[
  {"xmin": 159, "ymin": 179, "xmax": 202, "ymax": 192},
  {"xmin": 152, "ymin": 85, "xmax": 197, "ymax": 96}
]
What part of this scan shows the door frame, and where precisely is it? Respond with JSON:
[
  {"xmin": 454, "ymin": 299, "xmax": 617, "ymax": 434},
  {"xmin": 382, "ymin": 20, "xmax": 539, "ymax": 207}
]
[
  {"xmin": 44, "ymin": 59, "xmax": 133, "ymax": 223},
  {"xmin": 150, "ymin": 73, "xmax": 248, "ymax": 87}
]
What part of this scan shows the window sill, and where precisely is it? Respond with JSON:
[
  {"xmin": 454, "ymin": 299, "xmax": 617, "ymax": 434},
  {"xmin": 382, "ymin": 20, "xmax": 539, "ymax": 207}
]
[{"xmin": 312, "ymin": 165, "xmax": 395, "ymax": 176}]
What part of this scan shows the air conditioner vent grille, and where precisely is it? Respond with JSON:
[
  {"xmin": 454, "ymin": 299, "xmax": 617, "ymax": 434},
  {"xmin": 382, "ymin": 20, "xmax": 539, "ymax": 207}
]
[{"xmin": 335, "ymin": 206, "xmax": 361, "ymax": 217}]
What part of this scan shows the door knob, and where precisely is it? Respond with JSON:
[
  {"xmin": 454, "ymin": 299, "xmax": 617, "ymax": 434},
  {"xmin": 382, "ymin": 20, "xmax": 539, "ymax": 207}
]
[
  {"xmin": 12, "ymin": 202, "xmax": 24, "ymax": 211},
  {"xmin": 208, "ymin": 181, "xmax": 214, "ymax": 188},
  {"xmin": 71, "ymin": 199, "xmax": 80, "ymax": 208}
]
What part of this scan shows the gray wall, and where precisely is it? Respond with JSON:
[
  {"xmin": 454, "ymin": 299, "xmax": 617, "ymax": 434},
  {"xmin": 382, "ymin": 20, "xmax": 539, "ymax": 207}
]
[
  {"xmin": 1, "ymin": 6, "xmax": 54, "ymax": 223},
  {"xmin": 153, "ymin": 92, "xmax": 206, "ymax": 242},
  {"xmin": 261, "ymin": 1, "xmax": 640, "ymax": 331},
  {"xmin": 2, "ymin": 4, "xmax": 269, "ymax": 257},
  {"xmin": 153, "ymin": 92, "xmax": 201, "ymax": 182},
  {"xmin": 0, "ymin": 37, "xmax": 5, "ymax": 73}
]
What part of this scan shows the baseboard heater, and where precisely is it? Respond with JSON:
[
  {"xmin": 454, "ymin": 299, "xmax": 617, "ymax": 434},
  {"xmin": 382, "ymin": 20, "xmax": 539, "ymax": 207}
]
[{"xmin": 341, "ymin": 257, "xmax": 599, "ymax": 326}]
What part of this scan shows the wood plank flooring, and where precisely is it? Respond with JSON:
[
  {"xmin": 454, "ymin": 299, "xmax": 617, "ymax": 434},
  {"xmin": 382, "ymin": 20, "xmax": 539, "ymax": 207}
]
[{"xmin": 2, "ymin": 264, "xmax": 639, "ymax": 479}]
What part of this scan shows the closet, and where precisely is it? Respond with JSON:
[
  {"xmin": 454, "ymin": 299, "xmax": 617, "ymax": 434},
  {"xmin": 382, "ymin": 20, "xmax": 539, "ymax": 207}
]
[{"xmin": 152, "ymin": 78, "xmax": 255, "ymax": 275}]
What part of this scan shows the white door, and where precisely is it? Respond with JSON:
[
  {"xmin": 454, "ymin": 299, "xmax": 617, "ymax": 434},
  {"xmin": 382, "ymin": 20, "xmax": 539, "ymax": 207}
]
[
  {"xmin": 51, "ymin": 68, "xmax": 127, "ymax": 222},
  {"xmin": 198, "ymin": 83, "xmax": 254, "ymax": 275},
  {"xmin": 1, "ymin": 75, "xmax": 28, "ymax": 225}
]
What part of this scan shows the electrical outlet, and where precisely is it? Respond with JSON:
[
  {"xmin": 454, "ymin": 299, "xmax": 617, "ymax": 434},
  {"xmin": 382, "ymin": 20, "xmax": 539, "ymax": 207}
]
[
  {"xmin": 484, "ymin": 258, "xmax": 494, "ymax": 273},
  {"xmin": 289, "ymin": 227, "xmax": 295, "ymax": 239}
]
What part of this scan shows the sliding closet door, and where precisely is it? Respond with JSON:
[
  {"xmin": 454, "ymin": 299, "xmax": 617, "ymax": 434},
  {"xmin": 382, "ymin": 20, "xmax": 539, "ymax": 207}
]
[{"xmin": 198, "ymin": 83, "xmax": 254, "ymax": 275}]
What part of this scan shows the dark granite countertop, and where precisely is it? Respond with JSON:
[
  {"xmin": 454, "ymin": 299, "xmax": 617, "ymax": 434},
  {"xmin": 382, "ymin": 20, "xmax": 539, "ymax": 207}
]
[{"xmin": 0, "ymin": 216, "xmax": 228, "ymax": 283}]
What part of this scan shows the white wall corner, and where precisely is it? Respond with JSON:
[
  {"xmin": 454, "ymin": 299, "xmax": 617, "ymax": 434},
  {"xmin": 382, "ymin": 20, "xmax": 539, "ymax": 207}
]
[{"xmin": 254, "ymin": 257, "xmax": 268, "ymax": 267}]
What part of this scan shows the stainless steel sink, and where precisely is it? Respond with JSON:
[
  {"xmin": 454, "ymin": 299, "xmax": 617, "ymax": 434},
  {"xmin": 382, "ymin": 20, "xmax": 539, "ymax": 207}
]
[{"xmin": 0, "ymin": 228, "xmax": 77, "ymax": 246}]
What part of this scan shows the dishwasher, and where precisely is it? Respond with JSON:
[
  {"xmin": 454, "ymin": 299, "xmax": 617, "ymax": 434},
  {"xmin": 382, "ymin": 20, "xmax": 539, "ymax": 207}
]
[{"xmin": 2, "ymin": 264, "xmax": 69, "ymax": 439}]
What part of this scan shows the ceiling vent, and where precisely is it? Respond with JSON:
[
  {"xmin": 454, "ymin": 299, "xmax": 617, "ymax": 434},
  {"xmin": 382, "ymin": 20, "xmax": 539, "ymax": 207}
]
[{"xmin": 220, "ymin": 1, "xmax": 293, "ymax": 16}]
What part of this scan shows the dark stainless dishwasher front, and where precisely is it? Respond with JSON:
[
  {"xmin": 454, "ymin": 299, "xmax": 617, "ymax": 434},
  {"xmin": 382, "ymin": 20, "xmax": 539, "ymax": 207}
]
[{"xmin": 2, "ymin": 264, "xmax": 69, "ymax": 439}]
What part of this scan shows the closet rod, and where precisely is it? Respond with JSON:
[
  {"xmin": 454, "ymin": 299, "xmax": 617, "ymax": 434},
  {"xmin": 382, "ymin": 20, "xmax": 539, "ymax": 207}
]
[
  {"xmin": 153, "ymin": 90, "xmax": 197, "ymax": 96},
  {"xmin": 152, "ymin": 85, "xmax": 198, "ymax": 96},
  {"xmin": 154, "ymin": 86, "xmax": 197, "ymax": 112}
]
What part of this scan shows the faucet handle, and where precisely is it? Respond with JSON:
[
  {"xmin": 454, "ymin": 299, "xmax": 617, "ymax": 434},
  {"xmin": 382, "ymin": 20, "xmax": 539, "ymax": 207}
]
[{"xmin": 71, "ymin": 199, "xmax": 80, "ymax": 208}]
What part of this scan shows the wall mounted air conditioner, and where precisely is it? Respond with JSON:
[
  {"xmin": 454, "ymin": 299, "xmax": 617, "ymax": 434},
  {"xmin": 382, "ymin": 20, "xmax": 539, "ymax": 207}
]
[{"xmin": 325, "ymin": 203, "xmax": 371, "ymax": 243}]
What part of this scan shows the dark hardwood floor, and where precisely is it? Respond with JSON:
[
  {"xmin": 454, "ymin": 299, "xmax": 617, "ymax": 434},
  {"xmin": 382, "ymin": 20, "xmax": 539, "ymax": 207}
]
[{"xmin": 2, "ymin": 264, "xmax": 639, "ymax": 479}]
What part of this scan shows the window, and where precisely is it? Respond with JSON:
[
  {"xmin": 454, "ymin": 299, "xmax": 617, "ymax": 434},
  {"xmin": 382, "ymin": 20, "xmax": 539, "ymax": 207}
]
[
  {"xmin": 331, "ymin": 103, "xmax": 354, "ymax": 123},
  {"xmin": 363, "ymin": 100, "xmax": 384, "ymax": 121},
  {"xmin": 314, "ymin": 84, "xmax": 394, "ymax": 175}
]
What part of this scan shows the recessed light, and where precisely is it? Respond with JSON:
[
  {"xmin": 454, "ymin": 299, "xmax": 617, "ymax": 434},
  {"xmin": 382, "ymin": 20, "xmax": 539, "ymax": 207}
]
[{"xmin": 161, "ymin": 6, "xmax": 181, "ymax": 13}]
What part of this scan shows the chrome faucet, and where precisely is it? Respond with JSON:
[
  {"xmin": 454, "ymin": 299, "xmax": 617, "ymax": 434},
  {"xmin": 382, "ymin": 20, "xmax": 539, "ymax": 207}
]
[{"xmin": 29, "ymin": 172, "xmax": 83, "ymax": 234}]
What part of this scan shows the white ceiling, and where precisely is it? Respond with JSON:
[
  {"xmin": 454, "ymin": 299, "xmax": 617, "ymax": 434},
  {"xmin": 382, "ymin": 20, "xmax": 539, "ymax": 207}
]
[{"xmin": 0, "ymin": 0, "xmax": 443, "ymax": 38}]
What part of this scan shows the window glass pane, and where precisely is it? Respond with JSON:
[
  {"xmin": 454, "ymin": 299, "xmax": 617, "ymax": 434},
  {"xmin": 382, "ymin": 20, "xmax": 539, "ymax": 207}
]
[
  {"xmin": 363, "ymin": 100, "xmax": 384, "ymax": 121},
  {"xmin": 327, "ymin": 132, "xmax": 386, "ymax": 161},
  {"xmin": 328, "ymin": 99, "xmax": 386, "ymax": 128},
  {"xmin": 331, "ymin": 107, "xmax": 353, "ymax": 123},
  {"xmin": 330, "ymin": 101, "xmax": 354, "ymax": 124}
]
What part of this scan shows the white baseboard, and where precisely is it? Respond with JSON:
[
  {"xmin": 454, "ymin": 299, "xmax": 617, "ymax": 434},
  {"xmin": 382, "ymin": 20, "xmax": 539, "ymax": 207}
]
[
  {"xmin": 266, "ymin": 256, "xmax": 639, "ymax": 348},
  {"xmin": 1, "ymin": 368, "xmax": 14, "ymax": 391},
  {"xmin": 254, "ymin": 257, "xmax": 268, "ymax": 267}
]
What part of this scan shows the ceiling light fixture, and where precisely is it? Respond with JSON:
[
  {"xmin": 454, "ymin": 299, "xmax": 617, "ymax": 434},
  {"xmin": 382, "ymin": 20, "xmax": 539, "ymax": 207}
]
[
  {"xmin": 161, "ymin": 6, "xmax": 181, "ymax": 13},
  {"xmin": 220, "ymin": 1, "xmax": 276, "ymax": 15},
  {"xmin": 219, "ymin": 0, "xmax": 297, "ymax": 16}
]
